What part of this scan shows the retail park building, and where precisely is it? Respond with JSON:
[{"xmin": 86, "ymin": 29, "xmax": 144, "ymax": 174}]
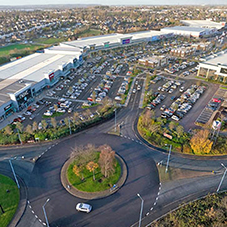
[{"xmin": 0, "ymin": 20, "xmax": 225, "ymax": 121}]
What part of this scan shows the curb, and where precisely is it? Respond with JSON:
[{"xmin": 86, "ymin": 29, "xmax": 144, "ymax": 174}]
[
  {"xmin": 60, "ymin": 153, "xmax": 127, "ymax": 200},
  {"xmin": 0, "ymin": 169, "xmax": 28, "ymax": 227}
]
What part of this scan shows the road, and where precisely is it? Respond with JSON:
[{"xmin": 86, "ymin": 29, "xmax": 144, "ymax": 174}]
[{"xmin": 1, "ymin": 76, "xmax": 227, "ymax": 227}]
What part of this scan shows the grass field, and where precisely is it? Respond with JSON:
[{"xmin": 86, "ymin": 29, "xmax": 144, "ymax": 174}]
[
  {"xmin": 78, "ymin": 29, "xmax": 102, "ymax": 38},
  {"xmin": 32, "ymin": 37, "xmax": 66, "ymax": 45},
  {"xmin": 0, "ymin": 43, "xmax": 45, "ymax": 57},
  {"xmin": 67, "ymin": 153, "xmax": 121, "ymax": 192},
  {"xmin": 0, "ymin": 174, "xmax": 20, "ymax": 227}
]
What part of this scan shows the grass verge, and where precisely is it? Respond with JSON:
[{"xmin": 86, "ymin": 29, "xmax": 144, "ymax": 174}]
[
  {"xmin": 0, "ymin": 174, "xmax": 20, "ymax": 227},
  {"xmin": 42, "ymin": 112, "xmax": 64, "ymax": 118},
  {"xmin": 157, "ymin": 165, "xmax": 212, "ymax": 183}
]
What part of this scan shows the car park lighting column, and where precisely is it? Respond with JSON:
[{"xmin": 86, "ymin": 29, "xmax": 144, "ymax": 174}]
[
  {"xmin": 43, "ymin": 198, "xmax": 50, "ymax": 227},
  {"xmin": 165, "ymin": 144, "xmax": 172, "ymax": 173},
  {"xmin": 217, "ymin": 163, "xmax": 227, "ymax": 193},
  {"xmin": 137, "ymin": 193, "xmax": 144, "ymax": 227}
]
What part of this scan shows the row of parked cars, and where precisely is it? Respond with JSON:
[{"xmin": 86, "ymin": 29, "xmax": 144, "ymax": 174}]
[
  {"xmin": 93, "ymin": 61, "xmax": 110, "ymax": 74},
  {"xmin": 158, "ymin": 80, "xmax": 182, "ymax": 94},
  {"xmin": 165, "ymin": 61, "xmax": 196, "ymax": 74},
  {"xmin": 161, "ymin": 85, "xmax": 206, "ymax": 121},
  {"xmin": 43, "ymin": 99, "xmax": 73, "ymax": 116},
  {"xmin": 88, "ymin": 75, "xmax": 115, "ymax": 102}
]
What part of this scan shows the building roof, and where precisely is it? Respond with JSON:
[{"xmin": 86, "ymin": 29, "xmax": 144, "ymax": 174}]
[
  {"xmin": 181, "ymin": 20, "xmax": 225, "ymax": 29},
  {"xmin": 161, "ymin": 26, "xmax": 209, "ymax": 32},
  {"xmin": 0, "ymin": 52, "xmax": 76, "ymax": 102},
  {"xmin": 202, "ymin": 51, "xmax": 227, "ymax": 66},
  {"xmin": 63, "ymin": 33, "xmax": 132, "ymax": 48},
  {"xmin": 130, "ymin": 30, "xmax": 171, "ymax": 40}
]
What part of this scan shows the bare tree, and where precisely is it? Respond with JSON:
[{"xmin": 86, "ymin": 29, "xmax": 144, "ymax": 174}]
[
  {"xmin": 25, "ymin": 125, "xmax": 33, "ymax": 134},
  {"xmin": 41, "ymin": 120, "xmax": 48, "ymax": 130},
  {"xmin": 98, "ymin": 144, "xmax": 116, "ymax": 178},
  {"xmin": 51, "ymin": 118, "xmax": 57, "ymax": 128},
  {"xmin": 4, "ymin": 125, "xmax": 13, "ymax": 135},
  {"xmin": 32, "ymin": 121, "xmax": 38, "ymax": 131}
]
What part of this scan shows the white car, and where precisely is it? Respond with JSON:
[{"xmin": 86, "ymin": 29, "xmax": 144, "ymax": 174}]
[
  {"xmin": 132, "ymin": 89, "xmax": 136, "ymax": 94},
  {"xmin": 56, "ymin": 108, "xmax": 66, "ymax": 113},
  {"xmin": 44, "ymin": 111, "xmax": 53, "ymax": 116},
  {"xmin": 115, "ymin": 96, "xmax": 122, "ymax": 101},
  {"xmin": 171, "ymin": 115, "xmax": 180, "ymax": 121},
  {"xmin": 24, "ymin": 111, "xmax": 32, "ymax": 116},
  {"xmin": 76, "ymin": 203, "xmax": 92, "ymax": 213}
]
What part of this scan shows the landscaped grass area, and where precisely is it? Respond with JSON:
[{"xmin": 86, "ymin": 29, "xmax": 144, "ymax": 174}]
[
  {"xmin": 42, "ymin": 112, "xmax": 64, "ymax": 118},
  {"xmin": 0, "ymin": 174, "xmax": 20, "ymax": 227},
  {"xmin": 67, "ymin": 152, "xmax": 121, "ymax": 192}
]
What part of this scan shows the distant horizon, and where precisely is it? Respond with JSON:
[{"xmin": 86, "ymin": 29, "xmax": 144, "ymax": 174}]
[{"xmin": 0, "ymin": 1, "xmax": 227, "ymax": 7}]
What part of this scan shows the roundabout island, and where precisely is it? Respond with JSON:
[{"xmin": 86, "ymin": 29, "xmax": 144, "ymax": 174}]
[{"xmin": 61, "ymin": 144, "xmax": 127, "ymax": 199}]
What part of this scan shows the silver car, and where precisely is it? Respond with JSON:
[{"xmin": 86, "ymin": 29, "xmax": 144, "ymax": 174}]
[{"xmin": 76, "ymin": 203, "xmax": 92, "ymax": 213}]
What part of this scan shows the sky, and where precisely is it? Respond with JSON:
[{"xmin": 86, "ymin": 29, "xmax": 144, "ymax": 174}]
[{"xmin": 0, "ymin": 0, "xmax": 227, "ymax": 6}]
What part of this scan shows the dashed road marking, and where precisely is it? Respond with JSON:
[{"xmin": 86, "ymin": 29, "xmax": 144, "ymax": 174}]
[{"xmin": 35, "ymin": 215, "xmax": 38, "ymax": 219}]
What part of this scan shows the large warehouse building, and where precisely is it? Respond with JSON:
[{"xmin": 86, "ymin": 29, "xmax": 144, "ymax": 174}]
[
  {"xmin": 181, "ymin": 19, "xmax": 226, "ymax": 30},
  {"xmin": 161, "ymin": 26, "xmax": 217, "ymax": 38},
  {"xmin": 197, "ymin": 51, "xmax": 227, "ymax": 82},
  {"xmin": 0, "ymin": 29, "xmax": 173, "ymax": 121}
]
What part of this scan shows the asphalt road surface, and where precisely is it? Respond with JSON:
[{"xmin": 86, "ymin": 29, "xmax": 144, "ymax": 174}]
[{"xmin": 1, "ymin": 75, "xmax": 227, "ymax": 227}]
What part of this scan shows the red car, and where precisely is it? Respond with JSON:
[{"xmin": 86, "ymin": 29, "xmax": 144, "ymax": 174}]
[{"xmin": 213, "ymin": 98, "xmax": 222, "ymax": 103}]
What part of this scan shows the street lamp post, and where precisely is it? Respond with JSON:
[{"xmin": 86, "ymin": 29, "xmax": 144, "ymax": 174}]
[
  {"xmin": 217, "ymin": 163, "xmax": 227, "ymax": 193},
  {"xmin": 9, "ymin": 159, "xmax": 20, "ymax": 189},
  {"xmin": 114, "ymin": 109, "xmax": 117, "ymax": 132},
  {"xmin": 137, "ymin": 193, "xmax": 144, "ymax": 227},
  {"xmin": 68, "ymin": 117, "xmax": 71, "ymax": 135},
  {"xmin": 42, "ymin": 199, "xmax": 50, "ymax": 227},
  {"xmin": 165, "ymin": 144, "xmax": 172, "ymax": 173}
]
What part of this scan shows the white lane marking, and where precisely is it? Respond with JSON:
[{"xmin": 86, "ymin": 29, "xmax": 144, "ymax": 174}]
[
  {"xmin": 31, "ymin": 210, "xmax": 34, "ymax": 214},
  {"xmin": 43, "ymin": 223, "xmax": 47, "ymax": 226},
  {"xmin": 39, "ymin": 219, "xmax": 42, "ymax": 223},
  {"xmin": 35, "ymin": 215, "xmax": 38, "ymax": 218}
]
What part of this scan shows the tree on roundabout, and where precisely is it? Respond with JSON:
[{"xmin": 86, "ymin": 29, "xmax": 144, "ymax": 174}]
[{"xmin": 67, "ymin": 144, "xmax": 121, "ymax": 192}]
